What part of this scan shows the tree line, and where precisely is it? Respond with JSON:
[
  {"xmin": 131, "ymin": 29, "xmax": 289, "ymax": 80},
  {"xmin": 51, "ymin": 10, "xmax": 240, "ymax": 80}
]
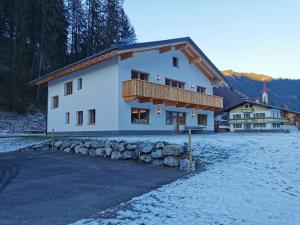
[{"xmin": 0, "ymin": 0, "xmax": 136, "ymax": 113}]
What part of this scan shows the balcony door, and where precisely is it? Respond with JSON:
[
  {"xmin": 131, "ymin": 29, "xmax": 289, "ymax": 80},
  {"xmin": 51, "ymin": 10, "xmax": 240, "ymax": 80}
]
[{"xmin": 245, "ymin": 124, "xmax": 251, "ymax": 130}]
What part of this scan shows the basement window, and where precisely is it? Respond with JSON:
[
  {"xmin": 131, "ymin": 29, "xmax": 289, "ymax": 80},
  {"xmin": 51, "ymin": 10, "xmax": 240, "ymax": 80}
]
[
  {"xmin": 88, "ymin": 109, "xmax": 96, "ymax": 125},
  {"xmin": 131, "ymin": 108, "xmax": 150, "ymax": 124},
  {"xmin": 172, "ymin": 57, "xmax": 179, "ymax": 68},
  {"xmin": 76, "ymin": 111, "xmax": 83, "ymax": 126},
  {"xmin": 52, "ymin": 96, "xmax": 59, "ymax": 109},
  {"xmin": 64, "ymin": 81, "xmax": 73, "ymax": 95}
]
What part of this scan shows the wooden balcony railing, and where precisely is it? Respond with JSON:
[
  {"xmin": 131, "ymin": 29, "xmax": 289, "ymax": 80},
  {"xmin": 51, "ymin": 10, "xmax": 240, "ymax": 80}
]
[{"xmin": 122, "ymin": 79, "xmax": 223, "ymax": 111}]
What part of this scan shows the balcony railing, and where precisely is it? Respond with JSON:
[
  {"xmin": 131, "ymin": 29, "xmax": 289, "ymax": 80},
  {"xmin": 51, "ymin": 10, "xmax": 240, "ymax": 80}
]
[
  {"xmin": 122, "ymin": 79, "xmax": 223, "ymax": 111},
  {"xmin": 229, "ymin": 117, "xmax": 288, "ymax": 123}
]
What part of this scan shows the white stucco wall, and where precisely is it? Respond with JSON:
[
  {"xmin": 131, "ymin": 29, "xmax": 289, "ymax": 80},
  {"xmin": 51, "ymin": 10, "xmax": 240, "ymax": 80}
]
[
  {"xmin": 117, "ymin": 48, "xmax": 215, "ymax": 132},
  {"xmin": 229, "ymin": 108, "xmax": 282, "ymax": 132},
  {"xmin": 47, "ymin": 58, "xmax": 119, "ymax": 133}
]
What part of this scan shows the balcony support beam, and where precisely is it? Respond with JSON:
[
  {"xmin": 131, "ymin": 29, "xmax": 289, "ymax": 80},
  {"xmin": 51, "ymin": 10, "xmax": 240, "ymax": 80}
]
[
  {"xmin": 152, "ymin": 99, "xmax": 165, "ymax": 104},
  {"xmin": 139, "ymin": 97, "xmax": 152, "ymax": 103},
  {"xmin": 164, "ymin": 101, "xmax": 177, "ymax": 106},
  {"xmin": 123, "ymin": 96, "xmax": 136, "ymax": 101},
  {"xmin": 176, "ymin": 103, "xmax": 188, "ymax": 107}
]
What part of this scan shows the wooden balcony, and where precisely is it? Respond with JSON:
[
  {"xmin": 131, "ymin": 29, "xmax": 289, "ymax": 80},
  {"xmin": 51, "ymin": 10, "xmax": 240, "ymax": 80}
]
[{"xmin": 122, "ymin": 79, "xmax": 223, "ymax": 111}]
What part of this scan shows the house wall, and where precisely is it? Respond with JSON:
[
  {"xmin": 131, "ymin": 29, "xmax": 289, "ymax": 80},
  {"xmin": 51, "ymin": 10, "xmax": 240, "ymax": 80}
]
[
  {"xmin": 229, "ymin": 103, "xmax": 283, "ymax": 132},
  {"xmin": 47, "ymin": 58, "xmax": 119, "ymax": 134},
  {"xmin": 118, "ymin": 48, "xmax": 215, "ymax": 133}
]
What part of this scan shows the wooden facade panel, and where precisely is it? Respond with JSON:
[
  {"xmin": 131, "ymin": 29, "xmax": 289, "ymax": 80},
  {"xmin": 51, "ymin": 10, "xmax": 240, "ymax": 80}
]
[{"xmin": 122, "ymin": 79, "xmax": 223, "ymax": 111}]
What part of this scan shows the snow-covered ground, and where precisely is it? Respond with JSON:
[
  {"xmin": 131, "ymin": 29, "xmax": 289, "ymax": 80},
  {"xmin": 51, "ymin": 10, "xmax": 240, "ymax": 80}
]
[
  {"xmin": 72, "ymin": 133, "xmax": 300, "ymax": 225},
  {"xmin": 0, "ymin": 137, "xmax": 49, "ymax": 153}
]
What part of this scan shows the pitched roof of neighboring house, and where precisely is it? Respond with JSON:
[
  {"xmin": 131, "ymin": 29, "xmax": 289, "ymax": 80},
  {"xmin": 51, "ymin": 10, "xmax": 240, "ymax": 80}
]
[
  {"xmin": 30, "ymin": 37, "xmax": 229, "ymax": 87},
  {"xmin": 223, "ymin": 100, "xmax": 300, "ymax": 115}
]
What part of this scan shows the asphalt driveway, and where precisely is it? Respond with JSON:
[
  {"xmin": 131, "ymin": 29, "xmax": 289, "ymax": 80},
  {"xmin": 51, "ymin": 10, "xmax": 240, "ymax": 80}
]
[{"xmin": 0, "ymin": 150, "xmax": 184, "ymax": 225}]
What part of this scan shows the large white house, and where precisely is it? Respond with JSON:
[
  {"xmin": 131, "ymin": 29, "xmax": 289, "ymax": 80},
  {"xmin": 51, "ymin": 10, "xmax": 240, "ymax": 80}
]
[
  {"xmin": 227, "ymin": 100, "xmax": 300, "ymax": 132},
  {"xmin": 32, "ymin": 37, "xmax": 228, "ymax": 135}
]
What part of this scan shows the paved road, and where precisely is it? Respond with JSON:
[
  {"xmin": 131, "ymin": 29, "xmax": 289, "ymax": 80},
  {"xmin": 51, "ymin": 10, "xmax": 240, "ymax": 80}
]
[{"xmin": 0, "ymin": 150, "xmax": 184, "ymax": 225}]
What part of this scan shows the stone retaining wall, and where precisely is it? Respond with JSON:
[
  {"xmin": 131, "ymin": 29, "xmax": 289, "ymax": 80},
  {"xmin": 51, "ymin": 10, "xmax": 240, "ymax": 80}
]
[{"xmin": 18, "ymin": 139, "xmax": 195, "ymax": 171}]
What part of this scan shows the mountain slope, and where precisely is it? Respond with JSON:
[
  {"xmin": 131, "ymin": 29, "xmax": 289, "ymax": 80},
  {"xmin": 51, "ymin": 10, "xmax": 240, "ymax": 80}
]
[
  {"xmin": 223, "ymin": 70, "xmax": 274, "ymax": 82},
  {"xmin": 215, "ymin": 71, "xmax": 300, "ymax": 112}
]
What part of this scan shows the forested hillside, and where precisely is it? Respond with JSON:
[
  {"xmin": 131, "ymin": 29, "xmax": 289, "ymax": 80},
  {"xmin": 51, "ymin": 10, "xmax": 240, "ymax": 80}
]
[
  {"xmin": 216, "ymin": 71, "xmax": 300, "ymax": 112},
  {"xmin": 0, "ymin": 0, "xmax": 135, "ymax": 113}
]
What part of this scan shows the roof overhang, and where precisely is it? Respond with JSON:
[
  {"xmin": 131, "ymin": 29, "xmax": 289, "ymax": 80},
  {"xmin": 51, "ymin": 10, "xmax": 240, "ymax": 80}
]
[{"xmin": 30, "ymin": 37, "xmax": 229, "ymax": 87}]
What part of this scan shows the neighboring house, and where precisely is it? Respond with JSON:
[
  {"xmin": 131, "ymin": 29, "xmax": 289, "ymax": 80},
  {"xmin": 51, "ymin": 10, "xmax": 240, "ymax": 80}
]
[
  {"xmin": 225, "ymin": 100, "xmax": 300, "ymax": 132},
  {"xmin": 214, "ymin": 113, "xmax": 230, "ymax": 133},
  {"xmin": 31, "ymin": 37, "xmax": 228, "ymax": 135}
]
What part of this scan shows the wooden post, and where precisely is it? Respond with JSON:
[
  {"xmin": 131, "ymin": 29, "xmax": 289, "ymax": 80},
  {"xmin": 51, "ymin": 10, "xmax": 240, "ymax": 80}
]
[
  {"xmin": 188, "ymin": 129, "xmax": 192, "ymax": 171},
  {"xmin": 51, "ymin": 128, "xmax": 54, "ymax": 151}
]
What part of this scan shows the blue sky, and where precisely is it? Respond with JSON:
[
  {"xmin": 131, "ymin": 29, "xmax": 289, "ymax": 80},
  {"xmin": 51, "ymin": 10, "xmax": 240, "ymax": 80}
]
[{"xmin": 124, "ymin": 0, "xmax": 300, "ymax": 79}]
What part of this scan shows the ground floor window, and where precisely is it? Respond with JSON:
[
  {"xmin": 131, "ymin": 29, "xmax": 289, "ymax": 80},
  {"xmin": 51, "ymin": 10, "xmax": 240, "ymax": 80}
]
[
  {"xmin": 76, "ymin": 111, "xmax": 83, "ymax": 126},
  {"xmin": 131, "ymin": 108, "xmax": 150, "ymax": 124},
  {"xmin": 253, "ymin": 123, "xmax": 266, "ymax": 128},
  {"xmin": 272, "ymin": 123, "xmax": 280, "ymax": 128},
  {"xmin": 88, "ymin": 109, "xmax": 96, "ymax": 125},
  {"xmin": 198, "ymin": 114, "xmax": 207, "ymax": 126},
  {"xmin": 166, "ymin": 111, "xmax": 186, "ymax": 125},
  {"xmin": 233, "ymin": 124, "xmax": 242, "ymax": 128},
  {"xmin": 65, "ymin": 112, "xmax": 70, "ymax": 124}
]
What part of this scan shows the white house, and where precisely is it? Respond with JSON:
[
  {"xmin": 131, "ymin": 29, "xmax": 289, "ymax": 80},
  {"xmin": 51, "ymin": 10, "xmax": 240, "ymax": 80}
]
[
  {"xmin": 227, "ymin": 100, "xmax": 300, "ymax": 132},
  {"xmin": 32, "ymin": 37, "xmax": 228, "ymax": 135}
]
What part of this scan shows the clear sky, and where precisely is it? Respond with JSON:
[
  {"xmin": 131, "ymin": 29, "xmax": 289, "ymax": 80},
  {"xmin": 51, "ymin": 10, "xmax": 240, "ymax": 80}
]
[{"xmin": 124, "ymin": 0, "xmax": 300, "ymax": 79}]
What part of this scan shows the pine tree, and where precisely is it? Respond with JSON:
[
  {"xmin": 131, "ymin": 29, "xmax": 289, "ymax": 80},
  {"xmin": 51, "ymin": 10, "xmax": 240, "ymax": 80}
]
[
  {"xmin": 119, "ymin": 6, "xmax": 136, "ymax": 44},
  {"xmin": 84, "ymin": 0, "xmax": 105, "ymax": 55},
  {"xmin": 67, "ymin": 0, "xmax": 86, "ymax": 62},
  {"xmin": 103, "ymin": 0, "xmax": 136, "ymax": 48}
]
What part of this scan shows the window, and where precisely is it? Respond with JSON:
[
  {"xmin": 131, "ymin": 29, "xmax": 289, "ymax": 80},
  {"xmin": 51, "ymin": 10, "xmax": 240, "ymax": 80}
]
[
  {"xmin": 272, "ymin": 123, "xmax": 280, "ymax": 128},
  {"xmin": 76, "ymin": 111, "xmax": 83, "ymax": 126},
  {"xmin": 254, "ymin": 113, "xmax": 266, "ymax": 118},
  {"xmin": 52, "ymin": 96, "xmax": 59, "ymax": 108},
  {"xmin": 244, "ymin": 113, "xmax": 251, "ymax": 119},
  {"xmin": 64, "ymin": 81, "xmax": 73, "ymax": 95},
  {"xmin": 172, "ymin": 57, "xmax": 179, "ymax": 68},
  {"xmin": 165, "ymin": 78, "xmax": 185, "ymax": 89},
  {"xmin": 232, "ymin": 114, "xmax": 241, "ymax": 119},
  {"xmin": 88, "ymin": 109, "xmax": 96, "ymax": 125},
  {"xmin": 253, "ymin": 123, "xmax": 266, "ymax": 128},
  {"xmin": 233, "ymin": 124, "xmax": 242, "ymax": 128},
  {"xmin": 77, "ymin": 78, "xmax": 82, "ymax": 90},
  {"xmin": 197, "ymin": 86, "xmax": 206, "ymax": 94},
  {"xmin": 131, "ymin": 70, "xmax": 149, "ymax": 81},
  {"xmin": 131, "ymin": 108, "xmax": 150, "ymax": 124},
  {"xmin": 198, "ymin": 114, "xmax": 207, "ymax": 126},
  {"xmin": 166, "ymin": 111, "xmax": 186, "ymax": 125},
  {"xmin": 65, "ymin": 112, "xmax": 70, "ymax": 124}
]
